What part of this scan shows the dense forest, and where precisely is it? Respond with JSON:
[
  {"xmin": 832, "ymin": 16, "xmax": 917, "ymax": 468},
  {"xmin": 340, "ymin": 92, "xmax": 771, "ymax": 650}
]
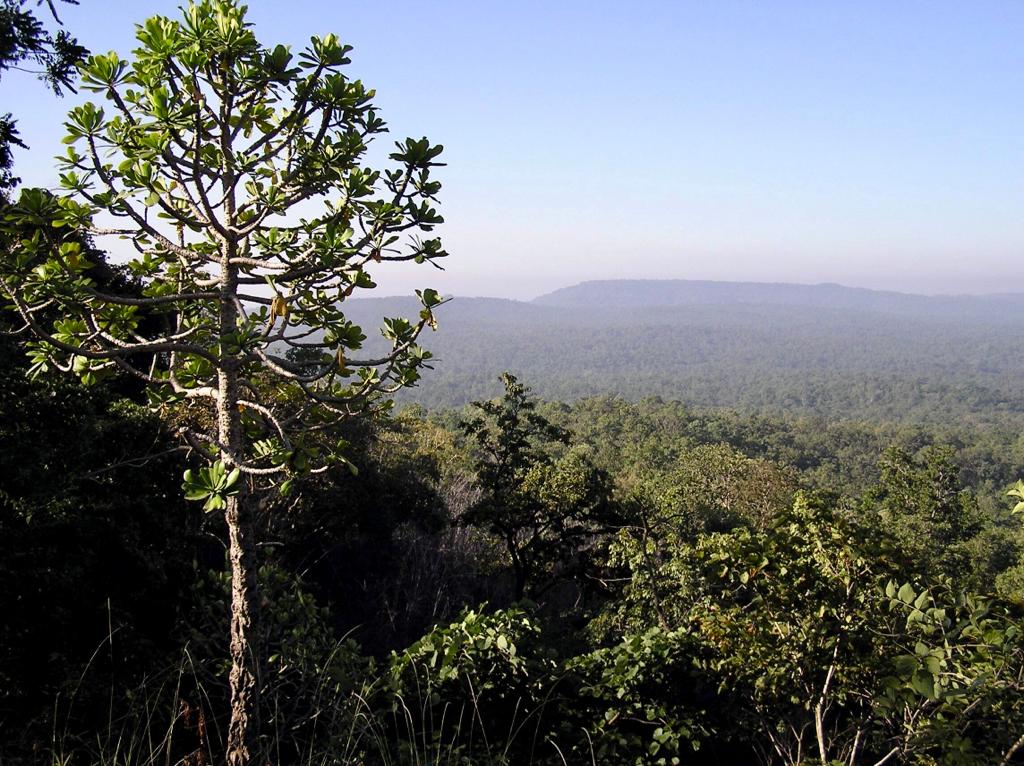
[
  {"xmin": 5, "ymin": 333, "xmax": 1024, "ymax": 764},
  {"xmin": 342, "ymin": 285, "xmax": 1024, "ymax": 423},
  {"xmin": 3, "ymin": 2, "xmax": 1024, "ymax": 765}
]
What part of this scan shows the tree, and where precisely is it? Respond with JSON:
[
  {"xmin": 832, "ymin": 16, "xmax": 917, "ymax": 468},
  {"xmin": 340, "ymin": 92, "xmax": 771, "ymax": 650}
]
[
  {"xmin": 0, "ymin": 1, "xmax": 447, "ymax": 762},
  {"xmin": 461, "ymin": 373, "xmax": 616, "ymax": 600},
  {"xmin": 627, "ymin": 443, "xmax": 798, "ymax": 535},
  {"xmin": 596, "ymin": 444, "xmax": 796, "ymax": 636},
  {"xmin": 0, "ymin": 0, "xmax": 88, "ymax": 193},
  {"xmin": 863, "ymin": 445, "xmax": 981, "ymax": 581},
  {"xmin": 876, "ymin": 580, "xmax": 1024, "ymax": 765},
  {"xmin": 598, "ymin": 490, "xmax": 1024, "ymax": 765}
]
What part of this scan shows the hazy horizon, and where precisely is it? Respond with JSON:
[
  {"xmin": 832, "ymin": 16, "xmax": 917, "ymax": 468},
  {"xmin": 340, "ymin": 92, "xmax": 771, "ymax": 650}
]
[
  {"xmin": 1, "ymin": 1, "xmax": 1021, "ymax": 301},
  {"xmin": 357, "ymin": 275, "xmax": 1024, "ymax": 304}
]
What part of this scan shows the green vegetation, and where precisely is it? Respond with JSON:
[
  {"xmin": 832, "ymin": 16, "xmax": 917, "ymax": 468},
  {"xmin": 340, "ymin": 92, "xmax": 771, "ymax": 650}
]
[
  {"xmin": 459, "ymin": 373, "xmax": 617, "ymax": 600},
  {"xmin": 340, "ymin": 292, "xmax": 1024, "ymax": 424},
  {"xmin": 1, "ymin": 1, "xmax": 445, "ymax": 760},
  {"xmin": 2, "ymin": 3, "xmax": 1024, "ymax": 765},
  {"xmin": 4, "ymin": 333, "xmax": 1024, "ymax": 763}
]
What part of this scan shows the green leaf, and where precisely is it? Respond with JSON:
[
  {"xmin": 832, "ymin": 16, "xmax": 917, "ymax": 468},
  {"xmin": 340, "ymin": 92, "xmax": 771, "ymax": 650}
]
[{"xmin": 911, "ymin": 670, "xmax": 937, "ymax": 699}]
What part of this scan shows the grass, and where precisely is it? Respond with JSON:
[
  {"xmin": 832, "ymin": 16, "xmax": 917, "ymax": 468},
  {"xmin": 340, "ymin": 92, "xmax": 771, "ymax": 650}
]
[{"xmin": 41, "ymin": 641, "xmax": 588, "ymax": 766}]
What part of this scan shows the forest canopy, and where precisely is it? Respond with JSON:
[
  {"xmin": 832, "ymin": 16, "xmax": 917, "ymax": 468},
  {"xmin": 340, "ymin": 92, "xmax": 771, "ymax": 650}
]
[{"xmin": 340, "ymin": 287, "xmax": 1024, "ymax": 424}]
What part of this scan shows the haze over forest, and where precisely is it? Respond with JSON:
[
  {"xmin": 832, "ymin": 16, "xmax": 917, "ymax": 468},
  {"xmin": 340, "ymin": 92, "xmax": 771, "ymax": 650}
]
[{"xmin": 343, "ymin": 278, "xmax": 1024, "ymax": 420}]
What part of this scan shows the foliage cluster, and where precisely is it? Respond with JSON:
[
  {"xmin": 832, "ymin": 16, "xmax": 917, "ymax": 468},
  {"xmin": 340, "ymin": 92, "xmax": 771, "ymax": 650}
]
[{"xmin": 4, "ymin": 351, "xmax": 1024, "ymax": 764}]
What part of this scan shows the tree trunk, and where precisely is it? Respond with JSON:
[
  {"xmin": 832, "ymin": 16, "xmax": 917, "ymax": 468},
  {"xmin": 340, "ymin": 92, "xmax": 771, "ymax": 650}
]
[
  {"xmin": 225, "ymin": 488, "xmax": 261, "ymax": 766},
  {"xmin": 220, "ymin": 361, "xmax": 261, "ymax": 764},
  {"xmin": 509, "ymin": 537, "xmax": 528, "ymax": 601},
  {"xmin": 217, "ymin": 261, "xmax": 261, "ymax": 763}
]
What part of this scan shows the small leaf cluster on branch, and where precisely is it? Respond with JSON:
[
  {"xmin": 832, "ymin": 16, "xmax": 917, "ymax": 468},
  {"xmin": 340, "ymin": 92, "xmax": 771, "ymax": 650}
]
[{"xmin": 0, "ymin": 0, "xmax": 449, "ymax": 494}]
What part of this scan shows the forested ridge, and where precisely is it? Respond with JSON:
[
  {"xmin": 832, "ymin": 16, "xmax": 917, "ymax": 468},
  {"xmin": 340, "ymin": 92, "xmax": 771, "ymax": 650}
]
[
  {"xmin": 342, "ymin": 286, "xmax": 1024, "ymax": 422},
  {"xmin": 3, "ymin": 2, "xmax": 1024, "ymax": 765}
]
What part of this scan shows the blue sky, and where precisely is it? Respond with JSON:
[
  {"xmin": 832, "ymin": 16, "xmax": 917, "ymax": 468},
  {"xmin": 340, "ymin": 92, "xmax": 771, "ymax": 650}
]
[{"xmin": 2, "ymin": 1, "xmax": 1022, "ymax": 298}]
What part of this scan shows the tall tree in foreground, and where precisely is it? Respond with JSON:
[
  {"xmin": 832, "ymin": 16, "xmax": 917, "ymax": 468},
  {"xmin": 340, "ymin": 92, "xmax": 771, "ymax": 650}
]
[{"xmin": 0, "ymin": 1, "xmax": 447, "ymax": 762}]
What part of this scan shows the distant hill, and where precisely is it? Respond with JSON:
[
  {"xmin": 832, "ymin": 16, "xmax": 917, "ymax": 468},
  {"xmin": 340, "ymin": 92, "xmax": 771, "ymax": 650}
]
[
  {"xmin": 533, "ymin": 279, "xmax": 1024, "ymax": 320},
  {"xmin": 338, "ymin": 280, "xmax": 1024, "ymax": 421}
]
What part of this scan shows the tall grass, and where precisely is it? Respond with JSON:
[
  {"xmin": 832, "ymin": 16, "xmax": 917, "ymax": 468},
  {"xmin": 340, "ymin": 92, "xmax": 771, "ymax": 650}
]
[
  {"xmin": 44, "ymin": 641, "xmax": 587, "ymax": 766},
  {"xmin": 50, "ymin": 646, "xmax": 220, "ymax": 766}
]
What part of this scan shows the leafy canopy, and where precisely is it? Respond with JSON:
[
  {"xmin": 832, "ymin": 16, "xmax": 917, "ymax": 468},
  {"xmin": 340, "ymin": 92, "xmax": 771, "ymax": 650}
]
[{"xmin": 1, "ymin": 0, "xmax": 448, "ymax": 498}]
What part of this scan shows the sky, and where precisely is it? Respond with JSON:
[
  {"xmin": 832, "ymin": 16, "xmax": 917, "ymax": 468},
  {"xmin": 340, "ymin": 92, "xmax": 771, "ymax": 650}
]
[{"xmin": 2, "ymin": 0, "xmax": 1022, "ymax": 299}]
